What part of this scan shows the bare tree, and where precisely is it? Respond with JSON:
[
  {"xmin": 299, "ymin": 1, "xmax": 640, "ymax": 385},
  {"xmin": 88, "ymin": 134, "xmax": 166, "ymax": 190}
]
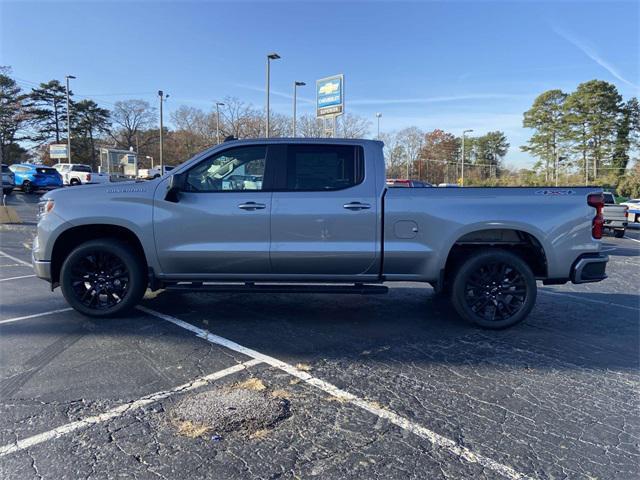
[
  {"xmin": 337, "ymin": 113, "xmax": 371, "ymax": 138},
  {"xmin": 396, "ymin": 126, "xmax": 424, "ymax": 178},
  {"xmin": 110, "ymin": 99, "xmax": 156, "ymax": 149},
  {"xmin": 380, "ymin": 131, "xmax": 405, "ymax": 178},
  {"xmin": 217, "ymin": 96, "xmax": 262, "ymax": 139},
  {"xmin": 297, "ymin": 114, "xmax": 324, "ymax": 137}
]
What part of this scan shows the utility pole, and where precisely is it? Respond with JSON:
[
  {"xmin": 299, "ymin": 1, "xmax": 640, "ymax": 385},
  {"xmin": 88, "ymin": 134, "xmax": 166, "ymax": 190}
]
[
  {"xmin": 158, "ymin": 90, "xmax": 169, "ymax": 173},
  {"xmin": 65, "ymin": 75, "xmax": 76, "ymax": 164},
  {"xmin": 265, "ymin": 53, "xmax": 280, "ymax": 138},
  {"xmin": 461, "ymin": 129, "xmax": 473, "ymax": 186},
  {"xmin": 376, "ymin": 112, "xmax": 382, "ymax": 139},
  {"xmin": 292, "ymin": 81, "xmax": 305, "ymax": 137},
  {"xmin": 215, "ymin": 102, "xmax": 225, "ymax": 143}
]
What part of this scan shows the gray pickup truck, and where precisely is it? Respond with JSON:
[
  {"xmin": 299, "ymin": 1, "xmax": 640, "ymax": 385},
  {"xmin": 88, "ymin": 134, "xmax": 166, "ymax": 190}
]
[
  {"xmin": 33, "ymin": 138, "xmax": 609, "ymax": 329},
  {"xmin": 602, "ymin": 191, "xmax": 628, "ymax": 238}
]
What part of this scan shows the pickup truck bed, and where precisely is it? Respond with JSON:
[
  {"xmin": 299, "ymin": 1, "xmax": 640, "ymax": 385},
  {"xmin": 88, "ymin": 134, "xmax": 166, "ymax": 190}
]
[{"xmin": 33, "ymin": 138, "xmax": 609, "ymax": 329}]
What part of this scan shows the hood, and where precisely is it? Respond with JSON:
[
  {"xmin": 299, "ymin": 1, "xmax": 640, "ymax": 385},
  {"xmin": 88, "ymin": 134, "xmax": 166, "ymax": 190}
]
[{"xmin": 43, "ymin": 180, "xmax": 157, "ymax": 201}]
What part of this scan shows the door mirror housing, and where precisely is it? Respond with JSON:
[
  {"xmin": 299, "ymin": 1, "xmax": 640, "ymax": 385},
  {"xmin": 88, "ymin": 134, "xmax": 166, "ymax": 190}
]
[{"xmin": 165, "ymin": 172, "xmax": 186, "ymax": 202}]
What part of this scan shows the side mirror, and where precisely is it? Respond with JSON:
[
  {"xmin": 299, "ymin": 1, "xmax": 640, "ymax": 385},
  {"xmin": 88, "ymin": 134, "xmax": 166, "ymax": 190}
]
[{"xmin": 165, "ymin": 172, "xmax": 186, "ymax": 202}]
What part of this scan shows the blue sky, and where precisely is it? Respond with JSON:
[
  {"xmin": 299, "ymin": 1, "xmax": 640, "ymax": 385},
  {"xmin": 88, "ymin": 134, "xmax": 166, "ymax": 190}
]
[{"xmin": 1, "ymin": 0, "xmax": 638, "ymax": 167}]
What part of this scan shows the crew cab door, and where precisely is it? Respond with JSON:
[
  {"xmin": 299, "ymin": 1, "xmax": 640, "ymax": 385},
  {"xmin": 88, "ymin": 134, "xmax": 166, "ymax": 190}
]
[
  {"xmin": 153, "ymin": 145, "xmax": 273, "ymax": 276},
  {"xmin": 270, "ymin": 144, "xmax": 379, "ymax": 276}
]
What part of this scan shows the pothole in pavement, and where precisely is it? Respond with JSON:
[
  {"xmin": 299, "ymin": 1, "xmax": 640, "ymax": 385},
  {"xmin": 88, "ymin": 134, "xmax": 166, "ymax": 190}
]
[{"xmin": 169, "ymin": 378, "xmax": 291, "ymax": 440}]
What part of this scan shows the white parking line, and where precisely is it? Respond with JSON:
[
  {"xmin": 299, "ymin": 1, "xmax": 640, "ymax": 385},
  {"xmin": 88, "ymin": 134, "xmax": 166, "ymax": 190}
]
[
  {"xmin": 0, "ymin": 359, "xmax": 261, "ymax": 457},
  {"xmin": 623, "ymin": 236, "xmax": 640, "ymax": 244},
  {"xmin": 0, "ymin": 250, "xmax": 31, "ymax": 267},
  {"xmin": 137, "ymin": 306, "xmax": 531, "ymax": 480},
  {"xmin": 540, "ymin": 289, "xmax": 639, "ymax": 311},
  {"xmin": 0, "ymin": 308, "xmax": 73, "ymax": 325},
  {"xmin": 0, "ymin": 274, "xmax": 36, "ymax": 283}
]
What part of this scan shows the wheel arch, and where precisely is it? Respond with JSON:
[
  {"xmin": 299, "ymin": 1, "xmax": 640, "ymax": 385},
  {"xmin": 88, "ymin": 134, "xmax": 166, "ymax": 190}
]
[
  {"xmin": 440, "ymin": 227, "xmax": 548, "ymax": 291},
  {"xmin": 50, "ymin": 224, "xmax": 147, "ymax": 286}
]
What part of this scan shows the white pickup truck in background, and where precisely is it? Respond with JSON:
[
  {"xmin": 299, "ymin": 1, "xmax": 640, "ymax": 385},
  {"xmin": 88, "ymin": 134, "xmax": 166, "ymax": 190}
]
[
  {"xmin": 602, "ymin": 191, "xmax": 628, "ymax": 238},
  {"xmin": 138, "ymin": 165, "xmax": 174, "ymax": 180},
  {"xmin": 53, "ymin": 163, "xmax": 110, "ymax": 186}
]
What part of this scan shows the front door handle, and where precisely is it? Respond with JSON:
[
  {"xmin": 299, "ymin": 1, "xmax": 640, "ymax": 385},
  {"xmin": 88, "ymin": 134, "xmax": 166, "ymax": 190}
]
[
  {"xmin": 343, "ymin": 202, "xmax": 371, "ymax": 211},
  {"xmin": 238, "ymin": 202, "xmax": 266, "ymax": 211}
]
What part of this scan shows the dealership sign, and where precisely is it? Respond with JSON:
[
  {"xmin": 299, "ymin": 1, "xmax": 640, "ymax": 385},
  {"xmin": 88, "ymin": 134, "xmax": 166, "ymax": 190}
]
[
  {"xmin": 316, "ymin": 74, "xmax": 344, "ymax": 117},
  {"xmin": 49, "ymin": 144, "xmax": 68, "ymax": 159}
]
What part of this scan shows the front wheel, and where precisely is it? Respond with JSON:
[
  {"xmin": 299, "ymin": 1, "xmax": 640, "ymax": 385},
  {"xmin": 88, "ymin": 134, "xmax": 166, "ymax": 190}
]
[
  {"xmin": 451, "ymin": 249, "xmax": 537, "ymax": 329},
  {"xmin": 60, "ymin": 239, "xmax": 147, "ymax": 317}
]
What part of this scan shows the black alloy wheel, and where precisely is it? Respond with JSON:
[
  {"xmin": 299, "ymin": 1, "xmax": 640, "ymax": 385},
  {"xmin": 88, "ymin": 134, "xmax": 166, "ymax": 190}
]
[
  {"xmin": 69, "ymin": 250, "xmax": 130, "ymax": 310},
  {"xmin": 451, "ymin": 250, "xmax": 536, "ymax": 329},
  {"xmin": 60, "ymin": 239, "xmax": 146, "ymax": 317}
]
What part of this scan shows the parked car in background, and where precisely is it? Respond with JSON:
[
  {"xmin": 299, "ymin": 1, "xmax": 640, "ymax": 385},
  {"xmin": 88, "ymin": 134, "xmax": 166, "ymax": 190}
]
[
  {"xmin": 138, "ymin": 165, "xmax": 174, "ymax": 180},
  {"xmin": 53, "ymin": 163, "xmax": 110, "ymax": 185},
  {"xmin": 2, "ymin": 163, "xmax": 15, "ymax": 195},
  {"xmin": 602, "ymin": 191, "xmax": 628, "ymax": 238},
  {"xmin": 438, "ymin": 183, "xmax": 459, "ymax": 188},
  {"xmin": 9, "ymin": 164, "xmax": 63, "ymax": 193},
  {"xmin": 621, "ymin": 198, "xmax": 640, "ymax": 223},
  {"xmin": 34, "ymin": 138, "xmax": 609, "ymax": 329},
  {"xmin": 386, "ymin": 179, "xmax": 433, "ymax": 188}
]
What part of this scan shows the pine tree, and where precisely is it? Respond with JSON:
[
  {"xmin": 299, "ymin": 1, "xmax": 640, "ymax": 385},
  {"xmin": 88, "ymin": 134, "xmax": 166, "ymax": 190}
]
[
  {"xmin": 30, "ymin": 80, "xmax": 71, "ymax": 144},
  {"xmin": 521, "ymin": 89, "xmax": 567, "ymax": 182}
]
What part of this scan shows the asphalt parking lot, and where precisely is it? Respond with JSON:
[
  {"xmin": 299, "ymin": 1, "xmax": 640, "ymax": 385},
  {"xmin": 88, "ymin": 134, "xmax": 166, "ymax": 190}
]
[{"xmin": 1, "ymin": 191, "xmax": 639, "ymax": 480}]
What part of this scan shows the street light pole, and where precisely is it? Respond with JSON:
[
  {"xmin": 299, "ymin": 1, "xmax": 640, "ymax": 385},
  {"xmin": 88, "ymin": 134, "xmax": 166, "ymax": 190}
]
[
  {"xmin": 265, "ymin": 53, "xmax": 280, "ymax": 138},
  {"xmin": 375, "ymin": 112, "xmax": 382, "ymax": 140},
  {"xmin": 461, "ymin": 129, "xmax": 473, "ymax": 186},
  {"xmin": 158, "ymin": 90, "xmax": 169, "ymax": 173},
  {"xmin": 215, "ymin": 102, "xmax": 225, "ymax": 143},
  {"xmin": 65, "ymin": 75, "xmax": 76, "ymax": 164},
  {"xmin": 292, "ymin": 81, "xmax": 305, "ymax": 137}
]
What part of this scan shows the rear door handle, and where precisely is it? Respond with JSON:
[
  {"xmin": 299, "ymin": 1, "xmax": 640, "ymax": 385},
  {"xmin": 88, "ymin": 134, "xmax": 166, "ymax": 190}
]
[
  {"xmin": 343, "ymin": 202, "xmax": 371, "ymax": 210},
  {"xmin": 238, "ymin": 202, "xmax": 266, "ymax": 211}
]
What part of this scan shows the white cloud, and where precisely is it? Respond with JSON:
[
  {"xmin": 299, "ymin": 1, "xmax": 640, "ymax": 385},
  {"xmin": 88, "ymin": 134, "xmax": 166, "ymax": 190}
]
[
  {"xmin": 349, "ymin": 93, "xmax": 528, "ymax": 106},
  {"xmin": 554, "ymin": 27, "xmax": 639, "ymax": 90},
  {"xmin": 234, "ymin": 83, "xmax": 315, "ymax": 104}
]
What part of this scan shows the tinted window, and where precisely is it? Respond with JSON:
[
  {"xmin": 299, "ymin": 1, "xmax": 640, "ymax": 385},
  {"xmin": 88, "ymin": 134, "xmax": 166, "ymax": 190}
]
[
  {"xmin": 72, "ymin": 165, "xmax": 92, "ymax": 172},
  {"xmin": 1, "ymin": 165, "xmax": 9, "ymax": 173},
  {"xmin": 286, "ymin": 145, "xmax": 363, "ymax": 191},
  {"xmin": 603, "ymin": 193, "xmax": 615, "ymax": 204},
  {"xmin": 185, "ymin": 146, "xmax": 266, "ymax": 192},
  {"xmin": 37, "ymin": 167, "xmax": 58, "ymax": 175}
]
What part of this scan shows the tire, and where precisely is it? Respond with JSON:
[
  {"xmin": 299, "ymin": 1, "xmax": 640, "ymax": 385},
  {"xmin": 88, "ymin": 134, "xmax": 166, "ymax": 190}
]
[
  {"xmin": 614, "ymin": 229, "xmax": 625, "ymax": 238},
  {"xmin": 22, "ymin": 181, "xmax": 34, "ymax": 194},
  {"xmin": 60, "ymin": 239, "xmax": 147, "ymax": 317},
  {"xmin": 451, "ymin": 249, "xmax": 537, "ymax": 329},
  {"xmin": 70, "ymin": 178, "xmax": 80, "ymax": 186},
  {"xmin": 2, "ymin": 188, "xmax": 12, "ymax": 195}
]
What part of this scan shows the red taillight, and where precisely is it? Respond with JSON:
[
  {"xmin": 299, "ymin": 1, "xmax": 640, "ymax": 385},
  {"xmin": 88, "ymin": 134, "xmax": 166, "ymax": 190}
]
[
  {"xmin": 587, "ymin": 193, "xmax": 604, "ymax": 239},
  {"xmin": 87, "ymin": 173, "xmax": 92, "ymax": 181}
]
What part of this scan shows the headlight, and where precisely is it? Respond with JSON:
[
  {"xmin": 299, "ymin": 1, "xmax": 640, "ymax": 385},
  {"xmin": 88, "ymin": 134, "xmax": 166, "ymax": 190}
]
[{"xmin": 38, "ymin": 198, "xmax": 55, "ymax": 218}]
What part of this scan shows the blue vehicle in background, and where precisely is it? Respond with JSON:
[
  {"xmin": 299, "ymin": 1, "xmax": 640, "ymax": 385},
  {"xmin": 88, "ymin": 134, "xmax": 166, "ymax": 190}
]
[{"xmin": 9, "ymin": 164, "xmax": 63, "ymax": 194}]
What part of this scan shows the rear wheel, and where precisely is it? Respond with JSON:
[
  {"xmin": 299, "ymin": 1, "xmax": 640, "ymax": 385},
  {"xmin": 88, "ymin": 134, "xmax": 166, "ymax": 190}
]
[
  {"xmin": 70, "ymin": 178, "xmax": 80, "ymax": 186},
  {"xmin": 614, "ymin": 229, "xmax": 625, "ymax": 238},
  {"xmin": 451, "ymin": 249, "xmax": 536, "ymax": 329},
  {"xmin": 22, "ymin": 181, "xmax": 34, "ymax": 194},
  {"xmin": 60, "ymin": 239, "xmax": 147, "ymax": 317}
]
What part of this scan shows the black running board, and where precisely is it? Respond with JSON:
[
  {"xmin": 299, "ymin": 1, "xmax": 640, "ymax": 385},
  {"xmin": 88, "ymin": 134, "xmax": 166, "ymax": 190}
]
[{"xmin": 164, "ymin": 282, "xmax": 388, "ymax": 295}]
